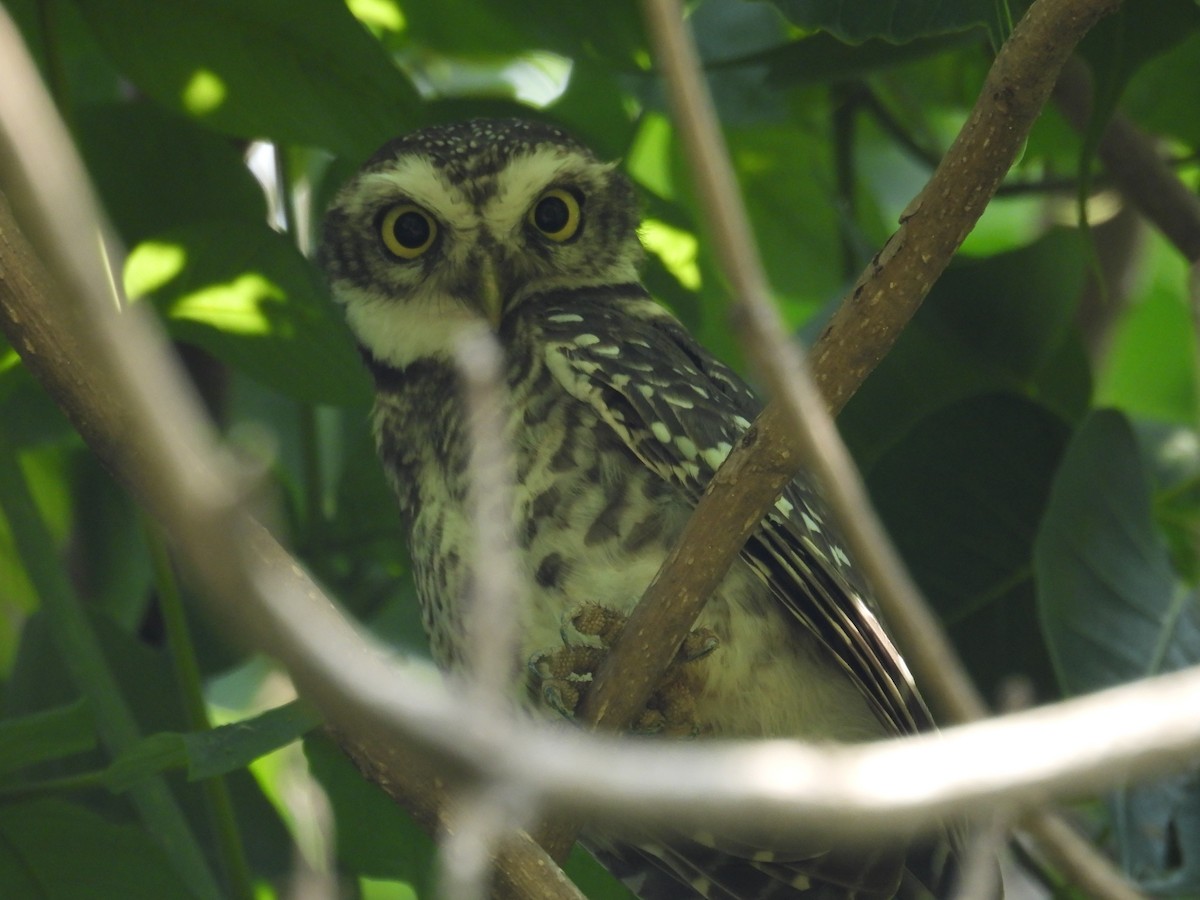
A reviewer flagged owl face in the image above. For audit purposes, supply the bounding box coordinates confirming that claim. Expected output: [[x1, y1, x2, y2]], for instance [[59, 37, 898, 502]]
[[319, 119, 644, 369]]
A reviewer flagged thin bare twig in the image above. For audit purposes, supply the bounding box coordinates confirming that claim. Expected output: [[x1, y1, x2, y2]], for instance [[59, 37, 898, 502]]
[[1054, 56, 1200, 263], [455, 325, 524, 704]]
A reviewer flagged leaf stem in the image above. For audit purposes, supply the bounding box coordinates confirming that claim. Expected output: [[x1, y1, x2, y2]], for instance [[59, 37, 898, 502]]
[[146, 521, 257, 900]]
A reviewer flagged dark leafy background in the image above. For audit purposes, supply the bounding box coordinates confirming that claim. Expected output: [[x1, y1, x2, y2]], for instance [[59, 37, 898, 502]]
[[1, 0, 1199, 897]]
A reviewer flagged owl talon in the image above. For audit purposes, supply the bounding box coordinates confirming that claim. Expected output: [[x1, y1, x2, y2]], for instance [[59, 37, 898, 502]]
[[561, 601, 626, 647], [542, 678, 585, 719], [529, 603, 716, 736], [679, 627, 720, 662]]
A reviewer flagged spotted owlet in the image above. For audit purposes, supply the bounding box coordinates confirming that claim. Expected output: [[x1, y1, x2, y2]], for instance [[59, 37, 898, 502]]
[[319, 118, 956, 899]]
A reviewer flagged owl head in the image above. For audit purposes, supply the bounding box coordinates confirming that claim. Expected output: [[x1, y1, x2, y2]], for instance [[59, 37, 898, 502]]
[[319, 118, 643, 370]]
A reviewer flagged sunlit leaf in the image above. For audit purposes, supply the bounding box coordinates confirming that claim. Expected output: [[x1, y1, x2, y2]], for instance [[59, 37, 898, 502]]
[[73, 0, 419, 157], [1097, 235, 1199, 427], [124, 222, 369, 406], [103, 700, 319, 791]]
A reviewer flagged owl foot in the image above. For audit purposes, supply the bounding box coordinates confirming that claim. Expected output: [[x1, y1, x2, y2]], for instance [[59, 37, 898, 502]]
[[528, 602, 719, 737]]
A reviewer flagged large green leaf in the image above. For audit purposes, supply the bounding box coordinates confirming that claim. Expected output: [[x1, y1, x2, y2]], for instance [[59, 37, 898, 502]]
[[124, 222, 369, 406], [1122, 32, 1200, 147], [841, 229, 1088, 470], [1078, 0, 1200, 149], [1035, 410, 1200, 693], [77, 101, 266, 245], [72, 0, 419, 158], [1035, 410, 1200, 890], [763, 32, 975, 86], [446, 0, 645, 63], [869, 393, 1067, 699], [0, 799, 193, 899]]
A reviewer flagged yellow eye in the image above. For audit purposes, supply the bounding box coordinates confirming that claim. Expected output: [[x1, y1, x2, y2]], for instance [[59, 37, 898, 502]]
[[528, 188, 581, 242], [380, 204, 437, 259]]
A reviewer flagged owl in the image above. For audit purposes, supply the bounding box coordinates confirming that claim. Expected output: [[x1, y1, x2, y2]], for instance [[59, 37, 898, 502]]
[[319, 118, 956, 899]]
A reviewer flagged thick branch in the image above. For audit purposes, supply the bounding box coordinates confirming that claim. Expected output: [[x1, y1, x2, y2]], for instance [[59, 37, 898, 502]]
[[583, 0, 1123, 759], [812, 0, 1125, 411], [574, 0, 1133, 895]]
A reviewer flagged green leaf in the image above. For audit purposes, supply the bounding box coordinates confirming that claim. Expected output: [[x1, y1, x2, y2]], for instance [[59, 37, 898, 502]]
[[101, 700, 319, 791], [0, 701, 96, 776], [763, 32, 975, 86], [305, 733, 436, 890], [182, 700, 320, 781], [728, 122, 844, 316], [869, 393, 1067, 698], [1122, 32, 1200, 147], [841, 229, 1087, 470], [73, 0, 418, 158], [124, 222, 369, 406], [1035, 410, 1200, 694], [4, 611, 294, 882], [1034, 410, 1200, 888], [0, 799, 194, 899], [77, 101, 266, 245], [564, 844, 637, 899], [0, 440, 222, 898], [104, 732, 189, 793], [1078, 0, 1200, 135], [1097, 235, 1199, 427], [766, 0, 1000, 44]]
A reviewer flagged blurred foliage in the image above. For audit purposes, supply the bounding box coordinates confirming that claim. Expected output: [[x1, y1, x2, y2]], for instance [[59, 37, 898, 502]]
[[1, 0, 1199, 897]]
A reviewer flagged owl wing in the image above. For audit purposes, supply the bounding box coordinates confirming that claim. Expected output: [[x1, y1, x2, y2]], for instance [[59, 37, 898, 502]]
[[535, 291, 932, 737]]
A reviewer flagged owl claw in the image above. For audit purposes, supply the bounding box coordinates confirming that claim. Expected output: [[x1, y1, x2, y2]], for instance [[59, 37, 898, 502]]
[[542, 679, 583, 719], [679, 627, 720, 662], [528, 602, 719, 737], [528, 645, 601, 720]]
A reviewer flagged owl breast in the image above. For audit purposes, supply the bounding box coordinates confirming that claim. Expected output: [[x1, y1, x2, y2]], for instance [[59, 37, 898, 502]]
[[371, 314, 884, 743]]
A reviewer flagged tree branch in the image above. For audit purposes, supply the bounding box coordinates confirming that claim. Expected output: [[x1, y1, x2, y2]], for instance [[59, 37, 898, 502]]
[[572, 0, 1135, 895], [580, 0, 1123, 758], [1053, 56, 1200, 263]]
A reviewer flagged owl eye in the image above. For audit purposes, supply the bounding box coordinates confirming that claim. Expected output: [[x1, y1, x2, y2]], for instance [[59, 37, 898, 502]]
[[380, 204, 438, 259], [528, 188, 582, 242]]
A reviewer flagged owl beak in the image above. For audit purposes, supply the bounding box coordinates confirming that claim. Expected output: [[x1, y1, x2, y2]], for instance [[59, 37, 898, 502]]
[[478, 256, 504, 330]]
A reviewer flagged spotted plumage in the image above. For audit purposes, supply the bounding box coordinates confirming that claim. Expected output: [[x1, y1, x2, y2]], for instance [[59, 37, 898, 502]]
[[319, 118, 958, 899]]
